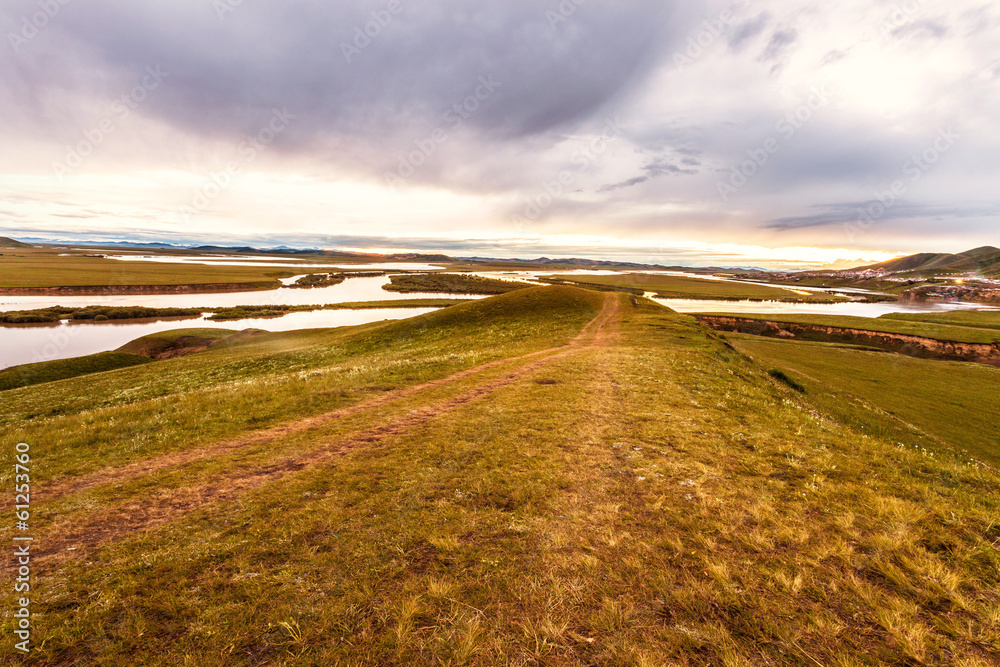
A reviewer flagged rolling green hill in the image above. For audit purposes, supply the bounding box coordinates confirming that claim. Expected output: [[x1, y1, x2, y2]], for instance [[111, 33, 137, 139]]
[[0, 235, 30, 248], [1, 288, 997, 664], [859, 245, 1000, 277]]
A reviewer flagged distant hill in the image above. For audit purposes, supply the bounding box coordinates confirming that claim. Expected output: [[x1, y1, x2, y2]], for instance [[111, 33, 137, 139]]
[[854, 246, 1000, 277], [0, 236, 30, 248]]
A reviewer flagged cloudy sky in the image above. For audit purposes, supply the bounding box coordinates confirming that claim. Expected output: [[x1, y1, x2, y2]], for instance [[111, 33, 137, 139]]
[[1, 0, 998, 268]]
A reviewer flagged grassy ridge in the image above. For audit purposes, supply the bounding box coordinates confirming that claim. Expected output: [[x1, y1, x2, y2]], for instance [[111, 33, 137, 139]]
[[116, 328, 241, 358], [1, 287, 603, 480], [1, 290, 998, 664], [0, 352, 151, 391], [701, 312, 1000, 344], [541, 273, 848, 302]]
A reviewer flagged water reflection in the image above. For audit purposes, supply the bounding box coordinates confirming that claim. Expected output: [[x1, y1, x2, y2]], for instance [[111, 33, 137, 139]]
[[0, 308, 436, 371]]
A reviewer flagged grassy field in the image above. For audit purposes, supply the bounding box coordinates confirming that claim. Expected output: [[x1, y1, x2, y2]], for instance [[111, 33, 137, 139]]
[[729, 334, 1000, 465], [541, 273, 848, 302], [1, 306, 204, 324], [0, 352, 151, 391], [0, 247, 294, 289], [883, 310, 1000, 331], [116, 328, 241, 358], [700, 312, 1000, 344], [1, 288, 998, 664]]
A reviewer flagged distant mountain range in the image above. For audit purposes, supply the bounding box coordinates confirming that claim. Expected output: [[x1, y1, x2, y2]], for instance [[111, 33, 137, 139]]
[[851, 246, 1000, 278]]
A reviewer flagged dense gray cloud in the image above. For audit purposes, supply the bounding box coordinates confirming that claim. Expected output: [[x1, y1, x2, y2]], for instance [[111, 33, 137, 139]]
[[1, 1, 681, 158]]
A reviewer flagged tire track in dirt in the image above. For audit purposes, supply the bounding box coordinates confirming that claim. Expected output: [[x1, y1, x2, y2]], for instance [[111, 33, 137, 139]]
[[29, 294, 622, 563], [39, 294, 618, 502]]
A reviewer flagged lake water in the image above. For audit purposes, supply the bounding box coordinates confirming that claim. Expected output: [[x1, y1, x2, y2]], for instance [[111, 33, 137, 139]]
[[0, 275, 477, 312], [0, 308, 440, 371]]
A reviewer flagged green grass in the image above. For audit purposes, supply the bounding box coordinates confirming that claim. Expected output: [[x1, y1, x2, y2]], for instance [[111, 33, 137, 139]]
[[1, 305, 204, 324], [701, 312, 1000, 344], [882, 310, 1000, 331], [383, 273, 529, 294], [1, 288, 602, 480], [0, 247, 293, 289], [730, 333, 1000, 465], [288, 273, 347, 289], [0, 352, 151, 391], [116, 328, 240, 357], [541, 273, 848, 302], [1, 289, 998, 664]]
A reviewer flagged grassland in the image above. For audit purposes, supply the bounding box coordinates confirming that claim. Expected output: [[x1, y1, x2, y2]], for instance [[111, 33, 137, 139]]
[[0, 352, 151, 391], [883, 310, 1000, 331], [700, 312, 1000, 344], [540, 273, 849, 302], [1, 288, 998, 665], [729, 334, 1000, 466], [0, 306, 204, 324], [383, 273, 530, 294], [289, 273, 347, 289], [116, 328, 241, 359], [0, 247, 294, 289]]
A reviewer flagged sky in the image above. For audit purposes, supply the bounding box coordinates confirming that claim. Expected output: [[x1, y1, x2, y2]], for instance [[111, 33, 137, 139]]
[[1, 0, 998, 269]]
